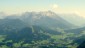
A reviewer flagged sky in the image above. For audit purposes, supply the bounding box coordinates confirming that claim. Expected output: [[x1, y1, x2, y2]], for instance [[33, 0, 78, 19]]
[[0, 0, 85, 17]]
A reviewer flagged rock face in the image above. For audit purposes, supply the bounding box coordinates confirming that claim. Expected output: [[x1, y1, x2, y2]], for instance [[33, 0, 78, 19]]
[[20, 11, 76, 29]]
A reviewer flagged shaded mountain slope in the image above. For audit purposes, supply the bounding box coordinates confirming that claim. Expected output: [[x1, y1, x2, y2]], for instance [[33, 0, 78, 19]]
[[77, 40, 85, 48], [65, 26, 85, 34], [0, 18, 28, 35]]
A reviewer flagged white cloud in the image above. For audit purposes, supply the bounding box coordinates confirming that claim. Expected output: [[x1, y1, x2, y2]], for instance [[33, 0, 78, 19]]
[[51, 4, 59, 9], [50, 4, 85, 17], [73, 11, 81, 15]]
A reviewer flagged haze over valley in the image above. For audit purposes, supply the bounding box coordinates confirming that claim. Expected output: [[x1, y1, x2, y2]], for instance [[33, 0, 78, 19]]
[[0, 0, 85, 48]]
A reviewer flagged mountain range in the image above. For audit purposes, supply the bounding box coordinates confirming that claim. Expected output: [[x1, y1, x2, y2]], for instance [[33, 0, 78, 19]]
[[59, 14, 85, 26], [0, 11, 85, 48]]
